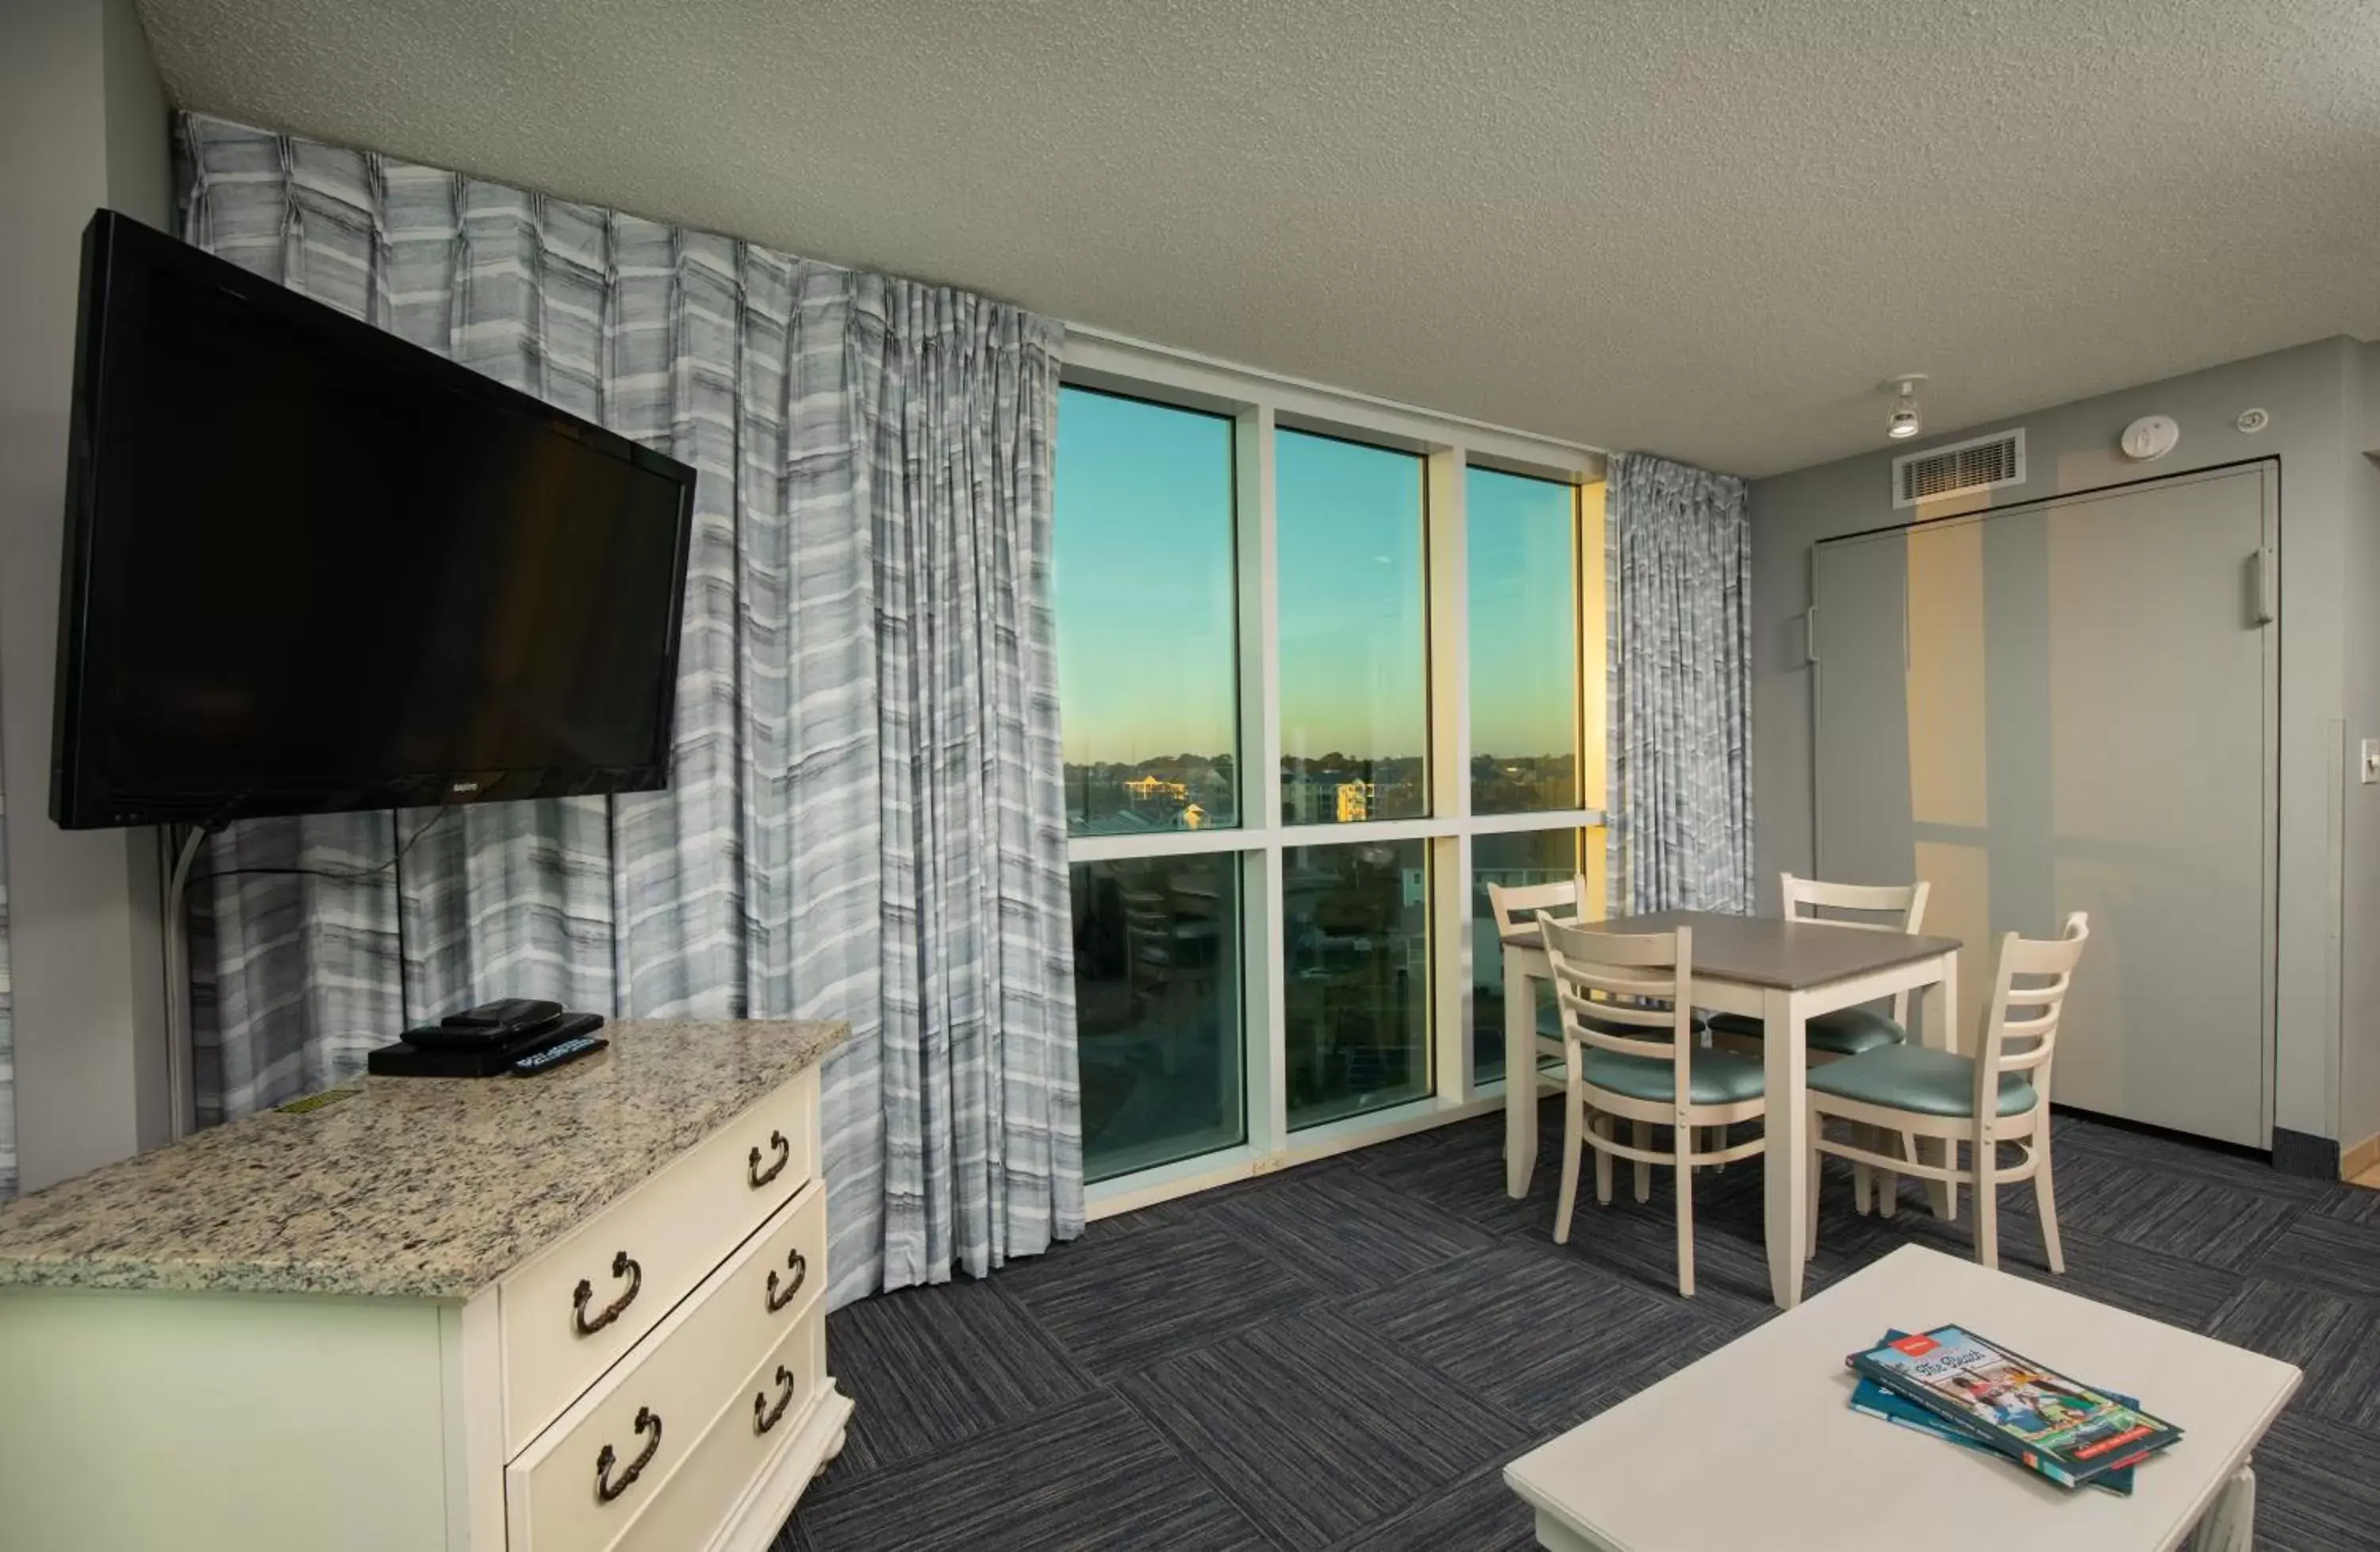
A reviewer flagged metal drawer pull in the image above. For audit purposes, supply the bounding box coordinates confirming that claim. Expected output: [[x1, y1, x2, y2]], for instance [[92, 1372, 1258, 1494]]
[[766, 1249, 808, 1313], [748, 1130, 791, 1189], [594, 1407, 662, 1504], [754, 1366, 797, 1435], [572, 1251, 642, 1336]]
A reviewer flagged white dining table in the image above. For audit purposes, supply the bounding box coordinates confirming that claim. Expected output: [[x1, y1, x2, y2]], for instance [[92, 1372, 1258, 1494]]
[[1501, 909, 1965, 1308]]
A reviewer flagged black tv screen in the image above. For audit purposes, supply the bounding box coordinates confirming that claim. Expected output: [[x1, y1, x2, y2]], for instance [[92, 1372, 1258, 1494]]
[[52, 212, 696, 830]]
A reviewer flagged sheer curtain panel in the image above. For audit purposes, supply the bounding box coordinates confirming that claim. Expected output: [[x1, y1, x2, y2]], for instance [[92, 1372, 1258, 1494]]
[[179, 113, 1081, 1302], [1603, 451, 1755, 916]]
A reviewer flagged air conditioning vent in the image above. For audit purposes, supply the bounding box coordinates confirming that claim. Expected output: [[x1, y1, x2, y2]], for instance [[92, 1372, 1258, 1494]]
[[1892, 430, 2025, 509]]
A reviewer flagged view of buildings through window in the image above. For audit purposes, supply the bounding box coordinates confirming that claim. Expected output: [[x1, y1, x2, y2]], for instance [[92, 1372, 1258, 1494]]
[[1468, 467, 1583, 814], [1053, 380, 1603, 1184], [1276, 429, 1430, 825], [1051, 387, 1239, 836]]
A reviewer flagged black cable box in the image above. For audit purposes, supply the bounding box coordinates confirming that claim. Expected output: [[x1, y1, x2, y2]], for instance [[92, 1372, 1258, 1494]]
[[367, 1012, 607, 1078]]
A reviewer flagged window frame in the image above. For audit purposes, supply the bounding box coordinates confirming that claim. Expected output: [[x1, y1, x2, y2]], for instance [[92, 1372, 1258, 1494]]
[[1062, 336, 1607, 1218]]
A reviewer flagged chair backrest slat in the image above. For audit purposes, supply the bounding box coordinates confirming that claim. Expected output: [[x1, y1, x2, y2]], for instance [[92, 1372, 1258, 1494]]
[[1780, 872, 1929, 934], [1487, 874, 1589, 938], [1537, 917, 1696, 1097], [1554, 984, 1675, 1029], [1975, 913, 2090, 1100], [1782, 872, 1929, 1025]]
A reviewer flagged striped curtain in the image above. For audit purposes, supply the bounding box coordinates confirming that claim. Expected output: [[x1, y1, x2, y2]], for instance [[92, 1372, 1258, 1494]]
[[179, 113, 1082, 1302], [1604, 451, 1755, 915]]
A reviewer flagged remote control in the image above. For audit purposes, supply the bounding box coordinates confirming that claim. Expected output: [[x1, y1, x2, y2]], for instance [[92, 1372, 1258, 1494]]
[[510, 1035, 608, 1076]]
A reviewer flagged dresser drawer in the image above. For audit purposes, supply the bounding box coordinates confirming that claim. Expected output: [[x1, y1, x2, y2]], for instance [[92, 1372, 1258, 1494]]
[[505, 1177, 826, 1549], [501, 1067, 818, 1453], [613, 1307, 828, 1552]]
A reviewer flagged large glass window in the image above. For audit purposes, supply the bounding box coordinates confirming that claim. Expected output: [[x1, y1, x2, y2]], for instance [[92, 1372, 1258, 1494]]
[[1072, 854, 1245, 1181], [1052, 387, 1239, 836], [1276, 430, 1429, 824], [1283, 839, 1430, 1128], [1468, 468, 1580, 814], [1052, 365, 1606, 1195]]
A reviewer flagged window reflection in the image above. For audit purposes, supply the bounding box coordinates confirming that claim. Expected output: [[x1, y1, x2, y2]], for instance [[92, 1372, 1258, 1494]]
[[1471, 829, 1591, 1084], [1284, 839, 1430, 1128], [1073, 855, 1245, 1181]]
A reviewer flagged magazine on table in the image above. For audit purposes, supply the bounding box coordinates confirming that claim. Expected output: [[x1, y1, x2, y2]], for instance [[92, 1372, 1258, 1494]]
[[1848, 1325, 2182, 1490], [1848, 1331, 2139, 1496]]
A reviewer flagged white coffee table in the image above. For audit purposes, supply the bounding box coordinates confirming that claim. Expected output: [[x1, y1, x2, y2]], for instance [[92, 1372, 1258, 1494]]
[[1504, 1244, 2299, 1552]]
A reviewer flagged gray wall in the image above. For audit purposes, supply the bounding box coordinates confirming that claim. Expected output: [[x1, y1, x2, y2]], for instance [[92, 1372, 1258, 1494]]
[[1750, 336, 2378, 1151], [0, 0, 173, 1190], [2342, 343, 2380, 1150]]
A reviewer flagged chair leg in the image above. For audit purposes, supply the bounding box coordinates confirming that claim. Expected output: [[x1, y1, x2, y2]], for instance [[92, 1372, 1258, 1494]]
[[1877, 1132, 1903, 1220], [2033, 1131, 2066, 1275], [1593, 1113, 1614, 1205], [1919, 1134, 1960, 1222], [1632, 1121, 1653, 1203], [1806, 1129, 1822, 1254], [1555, 1089, 1583, 1246], [1973, 1130, 1998, 1271], [1675, 1136, 1697, 1298]]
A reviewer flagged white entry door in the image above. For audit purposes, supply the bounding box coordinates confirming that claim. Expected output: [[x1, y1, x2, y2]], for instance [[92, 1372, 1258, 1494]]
[[1812, 463, 2278, 1147]]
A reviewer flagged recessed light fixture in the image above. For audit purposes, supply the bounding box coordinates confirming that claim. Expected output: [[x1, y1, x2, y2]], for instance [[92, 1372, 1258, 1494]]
[[1883, 375, 1927, 440]]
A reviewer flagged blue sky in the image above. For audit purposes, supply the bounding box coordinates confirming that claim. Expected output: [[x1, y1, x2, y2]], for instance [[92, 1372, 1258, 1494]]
[[1466, 466, 1579, 758], [1051, 388, 1238, 765], [1051, 389, 1578, 766], [1274, 428, 1427, 760]]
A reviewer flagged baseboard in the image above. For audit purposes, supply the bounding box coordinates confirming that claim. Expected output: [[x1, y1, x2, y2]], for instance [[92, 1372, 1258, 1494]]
[[2342, 1131, 2380, 1182], [2049, 1101, 2267, 1163], [2271, 1127, 2343, 1180]]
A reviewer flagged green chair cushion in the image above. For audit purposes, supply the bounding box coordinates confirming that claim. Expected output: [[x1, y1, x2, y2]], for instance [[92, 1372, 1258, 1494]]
[[1706, 1005, 1907, 1057], [1580, 1047, 1767, 1106], [1805, 1044, 2038, 1119]]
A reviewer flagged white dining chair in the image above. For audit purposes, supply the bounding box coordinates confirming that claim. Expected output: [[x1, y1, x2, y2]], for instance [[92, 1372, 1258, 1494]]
[[1538, 916, 1767, 1297], [1485, 872, 1591, 1081], [1489, 875, 1710, 1189], [1708, 872, 1932, 1212], [1709, 873, 1932, 1057], [1804, 912, 2089, 1273]]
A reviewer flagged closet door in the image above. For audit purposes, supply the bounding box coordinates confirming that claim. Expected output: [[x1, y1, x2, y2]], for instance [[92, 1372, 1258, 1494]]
[[1811, 464, 2276, 1146]]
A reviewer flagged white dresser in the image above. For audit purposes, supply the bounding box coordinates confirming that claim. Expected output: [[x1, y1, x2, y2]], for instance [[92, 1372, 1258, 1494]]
[[0, 1018, 854, 1552]]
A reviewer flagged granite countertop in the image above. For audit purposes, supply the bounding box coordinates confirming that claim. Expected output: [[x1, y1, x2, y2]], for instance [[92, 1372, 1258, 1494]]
[[0, 1018, 847, 1300]]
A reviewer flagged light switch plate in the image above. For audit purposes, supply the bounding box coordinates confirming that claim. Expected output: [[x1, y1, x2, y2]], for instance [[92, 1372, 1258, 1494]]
[[2363, 739, 2380, 786]]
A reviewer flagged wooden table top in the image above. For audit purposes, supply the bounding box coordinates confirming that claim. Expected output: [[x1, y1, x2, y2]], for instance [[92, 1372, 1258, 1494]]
[[1501, 909, 1962, 990]]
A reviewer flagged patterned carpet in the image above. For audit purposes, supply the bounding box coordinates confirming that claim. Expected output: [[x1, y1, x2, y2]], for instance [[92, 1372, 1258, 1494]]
[[777, 1104, 2380, 1550]]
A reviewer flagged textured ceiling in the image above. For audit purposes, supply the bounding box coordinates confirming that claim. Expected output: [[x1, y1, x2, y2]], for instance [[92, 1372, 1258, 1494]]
[[136, 0, 2380, 476]]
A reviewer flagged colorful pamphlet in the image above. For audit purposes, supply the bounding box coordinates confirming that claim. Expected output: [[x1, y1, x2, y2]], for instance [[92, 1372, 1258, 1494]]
[[1848, 1331, 2138, 1495], [1848, 1325, 2181, 1490]]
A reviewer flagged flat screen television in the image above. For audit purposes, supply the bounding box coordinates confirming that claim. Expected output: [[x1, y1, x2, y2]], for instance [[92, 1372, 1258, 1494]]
[[51, 211, 697, 831]]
